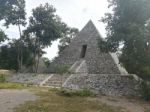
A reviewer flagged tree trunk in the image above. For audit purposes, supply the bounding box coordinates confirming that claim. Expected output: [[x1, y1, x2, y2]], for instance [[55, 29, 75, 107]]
[[35, 40, 40, 73], [33, 51, 36, 73], [35, 52, 40, 73], [18, 24, 23, 72], [17, 46, 21, 72], [18, 24, 22, 37], [20, 47, 23, 71]]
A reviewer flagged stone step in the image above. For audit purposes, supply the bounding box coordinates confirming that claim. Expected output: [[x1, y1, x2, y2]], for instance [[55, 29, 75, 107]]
[[45, 82, 62, 85], [43, 74, 69, 87], [43, 83, 62, 86], [47, 78, 68, 82], [69, 59, 84, 73], [48, 77, 67, 80], [47, 81, 62, 83]]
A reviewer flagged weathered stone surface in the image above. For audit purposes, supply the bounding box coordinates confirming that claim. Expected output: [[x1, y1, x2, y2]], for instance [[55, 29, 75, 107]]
[[75, 60, 88, 73], [63, 74, 140, 96], [7, 73, 50, 85], [47, 20, 120, 74]]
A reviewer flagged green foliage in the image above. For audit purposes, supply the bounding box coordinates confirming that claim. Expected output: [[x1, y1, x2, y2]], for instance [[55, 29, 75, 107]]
[[0, 29, 8, 44], [139, 66, 150, 81], [43, 57, 51, 68], [25, 3, 67, 47], [55, 66, 70, 75], [0, 40, 35, 71], [0, 0, 26, 27], [101, 0, 150, 78], [55, 66, 70, 87], [0, 0, 27, 72], [140, 81, 150, 101], [0, 74, 6, 83], [59, 88, 95, 97], [23, 35, 45, 73], [0, 44, 18, 70], [142, 66, 150, 75], [24, 3, 67, 73], [0, 82, 24, 89], [58, 28, 79, 54]]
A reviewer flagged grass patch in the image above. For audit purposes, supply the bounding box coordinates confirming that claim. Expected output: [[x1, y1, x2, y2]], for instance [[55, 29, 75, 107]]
[[0, 74, 6, 82], [59, 88, 95, 97], [14, 88, 127, 112], [0, 74, 25, 89], [0, 82, 25, 89], [145, 109, 150, 112]]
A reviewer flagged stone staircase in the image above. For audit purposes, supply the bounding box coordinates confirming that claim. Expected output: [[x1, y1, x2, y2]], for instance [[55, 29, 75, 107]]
[[40, 60, 88, 87], [42, 74, 69, 87]]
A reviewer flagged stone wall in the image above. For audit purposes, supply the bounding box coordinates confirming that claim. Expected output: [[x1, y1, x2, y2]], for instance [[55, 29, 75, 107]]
[[63, 74, 140, 96]]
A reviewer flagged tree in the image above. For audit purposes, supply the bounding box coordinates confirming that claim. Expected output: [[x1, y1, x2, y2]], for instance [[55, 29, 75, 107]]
[[101, 0, 150, 79], [0, 0, 26, 29], [23, 34, 45, 72], [0, 44, 18, 70], [0, 0, 26, 71], [43, 57, 51, 68], [25, 3, 67, 73], [0, 29, 7, 44], [0, 39, 35, 71], [58, 27, 79, 54]]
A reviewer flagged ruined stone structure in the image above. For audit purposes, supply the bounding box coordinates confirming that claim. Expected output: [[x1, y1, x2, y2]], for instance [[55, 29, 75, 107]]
[[45, 20, 140, 96]]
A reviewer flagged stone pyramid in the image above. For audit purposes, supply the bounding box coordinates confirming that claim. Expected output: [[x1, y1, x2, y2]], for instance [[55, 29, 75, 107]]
[[44, 21, 139, 96], [48, 20, 121, 74]]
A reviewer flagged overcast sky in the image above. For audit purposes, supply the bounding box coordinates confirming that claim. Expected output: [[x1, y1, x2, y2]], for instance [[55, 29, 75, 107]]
[[1, 0, 109, 60]]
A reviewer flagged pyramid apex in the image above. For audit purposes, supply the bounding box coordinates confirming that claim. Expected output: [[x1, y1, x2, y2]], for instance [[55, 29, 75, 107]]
[[80, 20, 98, 34], [88, 19, 93, 23], [86, 20, 95, 26]]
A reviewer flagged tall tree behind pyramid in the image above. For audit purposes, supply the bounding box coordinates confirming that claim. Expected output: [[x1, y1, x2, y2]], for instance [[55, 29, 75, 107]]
[[47, 20, 120, 74]]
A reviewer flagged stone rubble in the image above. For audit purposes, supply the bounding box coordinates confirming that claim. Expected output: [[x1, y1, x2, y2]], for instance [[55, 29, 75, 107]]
[[7, 73, 50, 85]]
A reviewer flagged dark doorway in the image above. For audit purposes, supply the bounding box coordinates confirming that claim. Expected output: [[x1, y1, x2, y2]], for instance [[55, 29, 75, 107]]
[[80, 45, 87, 58]]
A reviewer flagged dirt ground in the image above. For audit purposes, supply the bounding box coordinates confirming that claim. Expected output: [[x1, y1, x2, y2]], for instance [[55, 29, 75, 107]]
[[88, 95, 150, 112], [0, 89, 37, 112], [0, 89, 150, 112]]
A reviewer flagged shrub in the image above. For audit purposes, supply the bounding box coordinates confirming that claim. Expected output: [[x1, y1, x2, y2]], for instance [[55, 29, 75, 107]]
[[59, 88, 95, 97], [77, 89, 94, 97], [56, 66, 70, 75], [43, 57, 51, 68], [55, 66, 70, 87], [138, 74, 150, 81], [140, 81, 150, 101], [0, 74, 6, 82]]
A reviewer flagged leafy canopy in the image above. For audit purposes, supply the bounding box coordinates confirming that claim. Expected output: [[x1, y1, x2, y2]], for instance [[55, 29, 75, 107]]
[[0, 30, 7, 44], [25, 3, 67, 47], [24, 3, 68, 73], [101, 0, 150, 78], [0, 0, 26, 27], [58, 27, 79, 54], [0, 39, 34, 71]]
